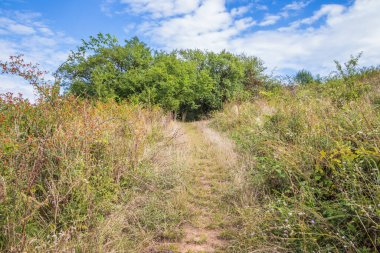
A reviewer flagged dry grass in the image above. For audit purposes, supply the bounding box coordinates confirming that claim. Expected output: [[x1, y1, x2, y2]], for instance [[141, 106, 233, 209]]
[[212, 72, 380, 252], [0, 95, 191, 252], [148, 121, 241, 253]]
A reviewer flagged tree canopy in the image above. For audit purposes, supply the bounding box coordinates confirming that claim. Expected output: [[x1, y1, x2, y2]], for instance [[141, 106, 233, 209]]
[[294, 69, 314, 85], [56, 33, 266, 120]]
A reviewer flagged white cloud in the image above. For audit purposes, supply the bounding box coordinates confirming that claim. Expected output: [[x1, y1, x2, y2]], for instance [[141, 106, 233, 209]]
[[0, 75, 35, 101], [100, 0, 116, 16], [280, 1, 311, 18], [0, 40, 16, 57], [231, 5, 251, 17], [0, 17, 36, 34], [118, 0, 202, 18], [8, 23, 36, 34], [255, 4, 268, 11], [283, 1, 310, 11], [291, 4, 346, 28], [38, 27, 54, 36], [0, 10, 75, 101], [136, 0, 255, 51], [120, 0, 379, 76], [259, 15, 281, 26], [231, 0, 380, 74]]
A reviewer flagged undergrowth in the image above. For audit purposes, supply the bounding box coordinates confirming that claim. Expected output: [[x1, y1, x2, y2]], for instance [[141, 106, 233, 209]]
[[212, 65, 380, 252], [0, 56, 189, 252]]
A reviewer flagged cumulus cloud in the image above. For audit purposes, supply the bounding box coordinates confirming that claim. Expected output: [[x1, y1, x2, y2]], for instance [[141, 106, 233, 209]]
[[135, 0, 256, 51], [115, 0, 379, 75], [105, 0, 257, 45], [231, 0, 380, 74]]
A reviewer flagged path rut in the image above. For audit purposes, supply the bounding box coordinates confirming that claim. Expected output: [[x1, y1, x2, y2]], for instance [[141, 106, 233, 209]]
[[152, 121, 238, 253]]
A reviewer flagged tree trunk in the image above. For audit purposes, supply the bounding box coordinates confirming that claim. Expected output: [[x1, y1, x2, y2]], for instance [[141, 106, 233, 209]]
[[181, 111, 187, 122]]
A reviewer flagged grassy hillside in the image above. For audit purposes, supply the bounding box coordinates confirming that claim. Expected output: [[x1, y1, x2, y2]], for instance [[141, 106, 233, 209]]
[[0, 93, 193, 251], [1, 48, 379, 252], [212, 68, 380, 252]]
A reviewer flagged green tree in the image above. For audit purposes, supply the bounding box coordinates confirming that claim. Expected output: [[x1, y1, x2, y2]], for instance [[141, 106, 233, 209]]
[[57, 34, 153, 101], [294, 69, 314, 85], [56, 34, 266, 120]]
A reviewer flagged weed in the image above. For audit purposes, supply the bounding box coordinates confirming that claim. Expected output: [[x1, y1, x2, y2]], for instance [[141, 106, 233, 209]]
[[212, 69, 380, 252]]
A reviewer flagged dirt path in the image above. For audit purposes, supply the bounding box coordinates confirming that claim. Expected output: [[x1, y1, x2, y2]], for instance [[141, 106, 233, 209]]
[[152, 121, 238, 253]]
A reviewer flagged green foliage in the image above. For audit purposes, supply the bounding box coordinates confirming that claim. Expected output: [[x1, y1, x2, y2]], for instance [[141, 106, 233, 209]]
[[334, 52, 362, 81], [4, 37, 380, 252], [0, 91, 188, 251], [0, 52, 189, 251], [294, 69, 314, 85], [212, 69, 380, 252], [327, 53, 371, 106], [57, 34, 266, 120]]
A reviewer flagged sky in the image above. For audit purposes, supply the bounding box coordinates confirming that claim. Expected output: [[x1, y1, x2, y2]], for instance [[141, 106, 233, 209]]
[[1, 0, 380, 100]]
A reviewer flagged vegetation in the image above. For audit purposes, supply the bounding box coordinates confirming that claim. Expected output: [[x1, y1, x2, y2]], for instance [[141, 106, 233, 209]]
[[1, 37, 379, 252], [0, 55, 190, 251], [56, 33, 267, 120], [294, 69, 314, 85], [212, 56, 380, 252]]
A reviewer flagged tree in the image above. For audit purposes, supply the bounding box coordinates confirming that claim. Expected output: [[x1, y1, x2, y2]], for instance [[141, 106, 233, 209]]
[[240, 54, 266, 92], [55, 34, 267, 120], [294, 69, 314, 85], [57, 34, 153, 101]]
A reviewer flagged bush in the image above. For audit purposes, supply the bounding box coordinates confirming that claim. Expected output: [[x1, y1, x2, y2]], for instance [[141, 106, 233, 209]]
[[212, 68, 380, 252], [0, 56, 187, 251], [56, 34, 267, 120], [294, 69, 314, 85]]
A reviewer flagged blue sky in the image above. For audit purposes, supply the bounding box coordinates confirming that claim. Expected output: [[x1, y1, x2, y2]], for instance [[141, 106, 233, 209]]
[[1, 0, 380, 100]]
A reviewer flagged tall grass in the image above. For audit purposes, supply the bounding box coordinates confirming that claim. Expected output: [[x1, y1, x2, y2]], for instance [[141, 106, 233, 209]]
[[212, 69, 380, 252], [0, 92, 190, 251], [0, 55, 193, 251]]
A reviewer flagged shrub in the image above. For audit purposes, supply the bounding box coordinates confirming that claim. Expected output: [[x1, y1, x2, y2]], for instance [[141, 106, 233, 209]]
[[212, 68, 380, 252], [0, 56, 187, 251], [56, 34, 267, 120], [294, 69, 314, 85]]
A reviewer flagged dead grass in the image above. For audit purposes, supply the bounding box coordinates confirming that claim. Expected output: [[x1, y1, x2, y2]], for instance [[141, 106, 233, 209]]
[[148, 121, 241, 253], [0, 96, 193, 252]]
